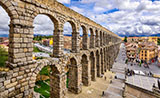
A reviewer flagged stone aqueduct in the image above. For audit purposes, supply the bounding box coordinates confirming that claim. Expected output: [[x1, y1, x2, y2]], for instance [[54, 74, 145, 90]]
[[0, 0, 122, 98]]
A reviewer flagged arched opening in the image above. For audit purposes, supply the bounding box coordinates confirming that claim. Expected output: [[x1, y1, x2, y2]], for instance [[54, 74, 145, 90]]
[[79, 26, 83, 50], [33, 14, 55, 59], [34, 65, 51, 98], [63, 21, 77, 53], [90, 52, 96, 81], [89, 28, 94, 48], [63, 22, 72, 53], [68, 57, 82, 93], [33, 64, 65, 98], [81, 25, 88, 50], [81, 54, 90, 86], [0, 6, 10, 67], [96, 50, 101, 77]]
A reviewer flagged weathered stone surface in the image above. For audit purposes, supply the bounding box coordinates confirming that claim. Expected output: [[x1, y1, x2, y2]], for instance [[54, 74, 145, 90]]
[[4, 80, 11, 86], [6, 82, 18, 89]]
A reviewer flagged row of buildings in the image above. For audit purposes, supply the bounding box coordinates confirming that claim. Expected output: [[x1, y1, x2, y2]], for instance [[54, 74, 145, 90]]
[[125, 37, 159, 64], [0, 37, 9, 52], [126, 36, 158, 45], [39, 36, 83, 50]]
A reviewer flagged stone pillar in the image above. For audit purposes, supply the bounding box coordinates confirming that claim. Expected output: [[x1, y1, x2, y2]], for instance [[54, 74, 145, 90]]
[[72, 32, 80, 53], [50, 73, 66, 98], [90, 33, 95, 48], [101, 52, 104, 74], [103, 33, 105, 46], [96, 31, 100, 47], [82, 33, 89, 50], [90, 55, 96, 81], [68, 64, 82, 94], [53, 26, 64, 58], [104, 49, 107, 72], [96, 53, 101, 77], [106, 34, 109, 45], [82, 56, 91, 86], [100, 32, 103, 46], [8, 23, 34, 66], [104, 33, 106, 46]]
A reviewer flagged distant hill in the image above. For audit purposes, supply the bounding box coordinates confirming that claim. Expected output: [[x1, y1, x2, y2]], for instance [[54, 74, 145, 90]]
[[0, 34, 9, 37]]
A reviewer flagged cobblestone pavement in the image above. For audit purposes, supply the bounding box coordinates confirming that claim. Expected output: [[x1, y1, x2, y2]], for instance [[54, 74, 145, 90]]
[[103, 43, 126, 98], [127, 61, 160, 75], [65, 71, 115, 98]]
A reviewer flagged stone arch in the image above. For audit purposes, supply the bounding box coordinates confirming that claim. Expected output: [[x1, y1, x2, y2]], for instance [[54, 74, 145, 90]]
[[33, 13, 58, 56], [32, 9, 59, 29], [0, 0, 18, 18], [70, 57, 77, 65], [81, 25, 88, 50], [90, 51, 96, 81], [64, 18, 77, 32], [68, 57, 82, 93], [63, 19, 79, 53], [81, 54, 91, 86], [31, 61, 63, 98], [96, 50, 101, 77], [89, 28, 95, 48]]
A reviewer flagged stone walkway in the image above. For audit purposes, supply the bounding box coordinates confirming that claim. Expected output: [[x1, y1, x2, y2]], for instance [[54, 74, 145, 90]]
[[103, 43, 126, 98], [65, 71, 115, 98]]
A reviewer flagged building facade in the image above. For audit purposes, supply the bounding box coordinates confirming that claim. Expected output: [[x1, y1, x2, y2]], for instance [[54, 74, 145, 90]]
[[139, 42, 158, 63]]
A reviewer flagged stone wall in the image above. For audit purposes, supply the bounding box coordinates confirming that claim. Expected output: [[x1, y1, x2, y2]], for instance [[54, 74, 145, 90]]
[[125, 84, 160, 98]]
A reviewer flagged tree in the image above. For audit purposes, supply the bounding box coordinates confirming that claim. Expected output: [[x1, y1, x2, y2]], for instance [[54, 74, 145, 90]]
[[157, 38, 160, 45], [124, 36, 127, 42], [0, 47, 8, 67]]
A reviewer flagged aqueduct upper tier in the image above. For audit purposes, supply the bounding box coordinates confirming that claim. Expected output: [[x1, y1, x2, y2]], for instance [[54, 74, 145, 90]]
[[0, 0, 122, 98]]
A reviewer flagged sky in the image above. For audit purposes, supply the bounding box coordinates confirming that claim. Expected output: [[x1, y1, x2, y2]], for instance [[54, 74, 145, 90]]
[[0, 0, 160, 37]]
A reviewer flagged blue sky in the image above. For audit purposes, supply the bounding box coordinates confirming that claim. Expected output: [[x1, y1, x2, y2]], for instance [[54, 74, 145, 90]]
[[0, 0, 160, 37], [57, 0, 160, 36]]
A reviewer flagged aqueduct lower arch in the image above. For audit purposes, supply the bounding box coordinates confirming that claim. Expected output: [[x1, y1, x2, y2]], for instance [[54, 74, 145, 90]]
[[0, 0, 121, 98]]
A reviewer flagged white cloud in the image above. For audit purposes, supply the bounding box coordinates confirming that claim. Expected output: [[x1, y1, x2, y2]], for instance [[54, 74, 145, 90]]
[[0, 6, 10, 35], [86, 0, 160, 36], [70, 6, 84, 14], [57, 0, 70, 4], [33, 14, 54, 35]]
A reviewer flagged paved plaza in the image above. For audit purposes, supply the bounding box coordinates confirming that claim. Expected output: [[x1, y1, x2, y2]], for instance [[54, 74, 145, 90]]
[[65, 71, 115, 98], [103, 43, 126, 98], [127, 62, 160, 75]]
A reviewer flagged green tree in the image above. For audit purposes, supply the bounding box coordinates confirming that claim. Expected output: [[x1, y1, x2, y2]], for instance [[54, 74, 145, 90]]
[[124, 36, 127, 42], [157, 38, 160, 45], [0, 47, 8, 67]]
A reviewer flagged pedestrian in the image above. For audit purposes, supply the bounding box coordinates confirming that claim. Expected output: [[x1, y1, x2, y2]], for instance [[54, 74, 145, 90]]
[[104, 76, 106, 80], [158, 79, 160, 89], [102, 91, 105, 96]]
